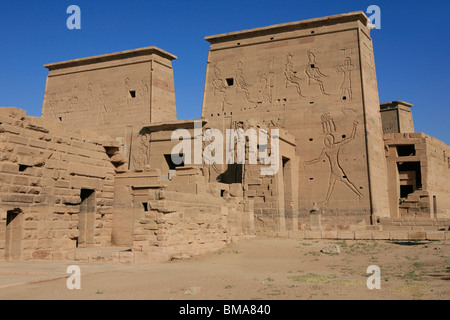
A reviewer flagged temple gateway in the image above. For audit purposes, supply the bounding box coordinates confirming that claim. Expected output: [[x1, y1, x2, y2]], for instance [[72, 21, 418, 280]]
[[1, 11, 449, 262]]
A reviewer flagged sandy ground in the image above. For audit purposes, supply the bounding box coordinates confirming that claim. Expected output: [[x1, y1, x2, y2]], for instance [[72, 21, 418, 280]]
[[0, 237, 448, 300]]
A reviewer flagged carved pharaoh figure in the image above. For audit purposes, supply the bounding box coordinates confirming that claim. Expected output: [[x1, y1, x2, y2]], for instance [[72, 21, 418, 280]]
[[304, 51, 330, 95], [203, 128, 220, 182], [235, 61, 254, 102], [258, 58, 275, 104], [131, 134, 150, 170], [306, 121, 363, 205], [211, 67, 231, 111], [334, 57, 355, 101], [284, 53, 305, 98]]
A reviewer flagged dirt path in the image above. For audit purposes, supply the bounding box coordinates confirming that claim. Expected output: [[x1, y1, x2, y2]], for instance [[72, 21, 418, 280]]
[[0, 237, 448, 300]]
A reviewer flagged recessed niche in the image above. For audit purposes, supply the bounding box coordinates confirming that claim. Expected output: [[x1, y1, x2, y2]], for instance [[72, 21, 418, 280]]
[[226, 78, 234, 86], [397, 145, 416, 157], [129, 90, 136, 98]]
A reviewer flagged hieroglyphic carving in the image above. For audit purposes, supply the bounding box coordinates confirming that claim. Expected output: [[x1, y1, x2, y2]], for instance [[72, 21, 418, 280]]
[[43, 93, 60, 119], [131, 134, 150, 170], [211, 66, 231, 111], [67, 85, 81, 109], [321, 113, 336, 134], [322, 107, 358, 133], [306, 121, 363, 204], [334, 57, 355, 101], [305, 51, 330, 95], [235, 61, 255, 103], [258, 58, 275, 104], [203, 127, 221, 182], [284, 53, 305, 98], [88, 82, 108, 125]]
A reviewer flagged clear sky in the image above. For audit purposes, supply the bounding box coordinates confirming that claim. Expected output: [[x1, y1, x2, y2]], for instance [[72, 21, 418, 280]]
[[0, 0, 449, 144]]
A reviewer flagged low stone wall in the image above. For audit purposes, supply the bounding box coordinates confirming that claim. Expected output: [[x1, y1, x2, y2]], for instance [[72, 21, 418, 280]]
[[263, 230, 450, 241], [112, 167, 255, 263], [379, 217, 450, 231], [297, 213, 373, 231]]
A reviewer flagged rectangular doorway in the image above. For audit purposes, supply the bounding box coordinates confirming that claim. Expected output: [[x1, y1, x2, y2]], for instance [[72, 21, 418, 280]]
[[78, 189, 95, 248], [433, 196, 437, 217], [5, 208, 22, 260]]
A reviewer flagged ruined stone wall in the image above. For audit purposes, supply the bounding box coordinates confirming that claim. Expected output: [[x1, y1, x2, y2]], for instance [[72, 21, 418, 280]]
[[0, 108, 115, 261], [131, 190, 232, 262], [242, 128, 299, 234], [112, 167, 254, 262]]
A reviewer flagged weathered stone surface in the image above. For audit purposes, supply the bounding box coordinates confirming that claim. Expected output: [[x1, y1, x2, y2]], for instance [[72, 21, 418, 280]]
[[0, 11, 448, 264], [320, 244, 341, 255]]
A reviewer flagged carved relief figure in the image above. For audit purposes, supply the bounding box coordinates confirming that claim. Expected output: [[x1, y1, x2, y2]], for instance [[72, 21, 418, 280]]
[[306, 121, 363, 204], [258, 58, 275, 104], [68, 85, 81, 109], [284, 53, 305, 98], [44, 93, 60, 119], [87, 82, 108, 125], [334, 57, 355, 101], [131, 134, 150, 170], [305, 51, 330, 95], [235, 61, 255, 102], [211, 67, 231, 111], [203, 127, 221, 182]]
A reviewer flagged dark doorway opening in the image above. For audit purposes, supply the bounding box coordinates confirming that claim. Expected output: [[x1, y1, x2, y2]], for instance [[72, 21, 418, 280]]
[[397, 162, 422, 189], [164, 154, 185, 170], [400, 185, 414, 199], [397, 145, 416, 157], [78, 189, 96, 248], [5, 208, 23, 260]]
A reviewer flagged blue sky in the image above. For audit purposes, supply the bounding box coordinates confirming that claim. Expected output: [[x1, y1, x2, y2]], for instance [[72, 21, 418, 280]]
[[0, 0, 449, 144]]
